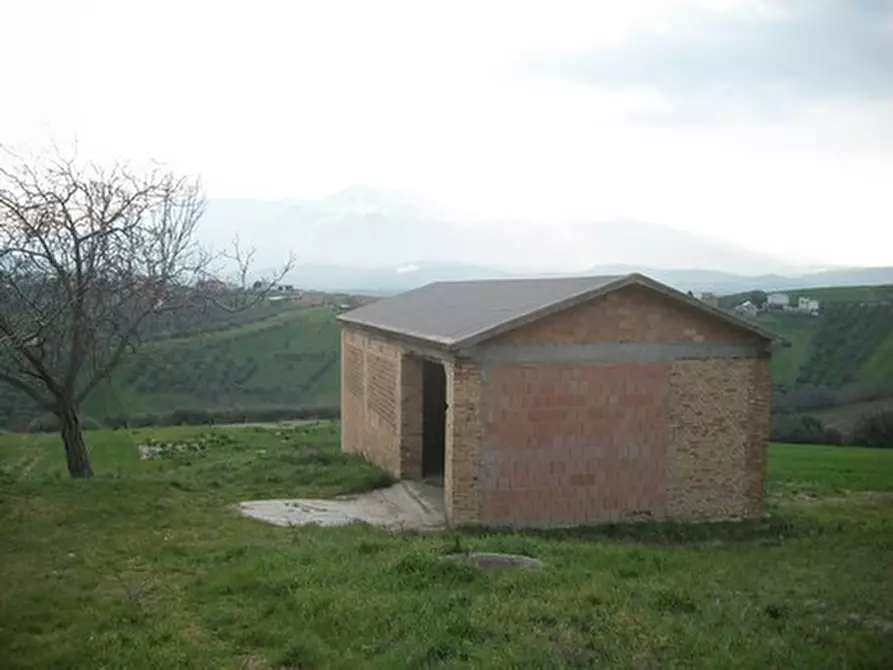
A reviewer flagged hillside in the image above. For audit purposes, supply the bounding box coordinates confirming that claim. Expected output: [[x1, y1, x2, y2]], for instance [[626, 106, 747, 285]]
[[86, 307, 341, 420], [731, 285, 893, 389], [0, 307, 342, 430], [764, 306, 893, 388], [3, 281, 892, 433]]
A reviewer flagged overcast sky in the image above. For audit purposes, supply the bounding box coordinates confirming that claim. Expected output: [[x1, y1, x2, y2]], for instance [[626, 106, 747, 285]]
[[3, 0, 892, 267]]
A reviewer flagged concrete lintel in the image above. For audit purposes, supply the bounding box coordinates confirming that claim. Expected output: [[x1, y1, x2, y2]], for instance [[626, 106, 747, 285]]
[[345, 323, 454, 363], [471, 341, 762, 365]]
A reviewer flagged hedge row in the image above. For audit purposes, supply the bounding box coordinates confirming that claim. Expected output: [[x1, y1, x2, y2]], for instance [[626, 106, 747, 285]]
[[771, 410, 893, 448], [23, 405, 340, 433]]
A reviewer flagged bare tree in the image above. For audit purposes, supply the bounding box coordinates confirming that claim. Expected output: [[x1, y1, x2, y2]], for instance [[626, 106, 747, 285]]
[[0, 147, 291, 477]]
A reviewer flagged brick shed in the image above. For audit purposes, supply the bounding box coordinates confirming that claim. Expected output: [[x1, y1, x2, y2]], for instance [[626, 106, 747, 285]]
[[337, 273, 778, 528]]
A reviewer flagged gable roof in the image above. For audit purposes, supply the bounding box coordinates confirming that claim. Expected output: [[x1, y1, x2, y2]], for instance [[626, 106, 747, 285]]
[[337, 272, 781, 351]]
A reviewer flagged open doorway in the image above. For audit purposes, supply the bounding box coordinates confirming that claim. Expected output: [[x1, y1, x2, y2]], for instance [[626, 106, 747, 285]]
[[421, 359, 446, 482]]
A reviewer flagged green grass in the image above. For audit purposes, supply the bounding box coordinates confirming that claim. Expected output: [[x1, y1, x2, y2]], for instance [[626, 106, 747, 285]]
[[756, 313, 817, 387], [2, 429, 892, 668], [768, 443, 893, 494], [863, 329, 893, 383]]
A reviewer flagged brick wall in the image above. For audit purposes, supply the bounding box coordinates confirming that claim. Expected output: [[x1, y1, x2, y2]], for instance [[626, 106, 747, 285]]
[[467, 285, 771, 527], [341, 327, 424, 478], [445, 361, 484, 525], [666, 358, 769, 520], [492, 284, 761, 347], [479, 363, 669, 526]]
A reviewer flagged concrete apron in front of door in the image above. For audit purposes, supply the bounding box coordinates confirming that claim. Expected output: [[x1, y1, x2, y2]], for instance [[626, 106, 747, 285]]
[[238, 480, 446, 530]]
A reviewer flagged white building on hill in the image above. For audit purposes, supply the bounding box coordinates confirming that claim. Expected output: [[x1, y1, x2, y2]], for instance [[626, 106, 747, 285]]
[[797, 296, 821, 315], [767, 293, 790, 310]]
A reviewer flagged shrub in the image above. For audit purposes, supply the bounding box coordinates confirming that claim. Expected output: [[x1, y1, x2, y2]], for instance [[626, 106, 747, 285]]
[[102, 405, 339, 429], [25, 413, 103, 433], [770, 413, 842, 445], [852, 411, 893, 448]]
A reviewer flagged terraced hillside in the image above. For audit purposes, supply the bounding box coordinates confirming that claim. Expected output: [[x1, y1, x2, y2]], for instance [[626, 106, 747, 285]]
[[0, 307, 341, 430], [88, 306, 340, 418], [719, 284, 893, 388], [759, 304, 893, 389]]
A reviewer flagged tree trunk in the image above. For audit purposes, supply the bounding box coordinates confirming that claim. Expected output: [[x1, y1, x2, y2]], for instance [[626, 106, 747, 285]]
[[59, 405, 94, 478]]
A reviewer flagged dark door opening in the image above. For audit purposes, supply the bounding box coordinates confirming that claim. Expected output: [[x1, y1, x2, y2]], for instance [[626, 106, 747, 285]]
[[422, 359, 446, 479]]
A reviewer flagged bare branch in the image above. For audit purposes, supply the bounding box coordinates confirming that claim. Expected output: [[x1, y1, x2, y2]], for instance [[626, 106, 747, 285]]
[[0, 144, 293, 476]]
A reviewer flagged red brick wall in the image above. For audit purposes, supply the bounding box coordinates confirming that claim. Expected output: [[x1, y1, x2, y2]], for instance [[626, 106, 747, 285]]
[[491, 284, 759, 346], [468, 285, 769, 527], [479, 363, 669, 526]]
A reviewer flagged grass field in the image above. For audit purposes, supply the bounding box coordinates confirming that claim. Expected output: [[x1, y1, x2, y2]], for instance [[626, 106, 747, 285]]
[[2, 428, 892, 668]]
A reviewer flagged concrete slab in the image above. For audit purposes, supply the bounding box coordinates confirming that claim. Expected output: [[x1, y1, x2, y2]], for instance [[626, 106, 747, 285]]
[[238, 481, 445, 530]]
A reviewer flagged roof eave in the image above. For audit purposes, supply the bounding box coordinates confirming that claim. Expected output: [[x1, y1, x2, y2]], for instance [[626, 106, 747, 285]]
[[337, 315, 457, 352]]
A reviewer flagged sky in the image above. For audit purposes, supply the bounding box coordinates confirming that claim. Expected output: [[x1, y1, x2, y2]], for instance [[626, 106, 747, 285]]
[[2, 0, 892, 267]]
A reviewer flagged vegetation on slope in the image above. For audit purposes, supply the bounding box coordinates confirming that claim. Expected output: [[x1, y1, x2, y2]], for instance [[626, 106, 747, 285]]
[[796, 304, 893, 386], [750, 292, 893, 445], [87, 307, 340, 420], [0, 306, 341, 430]]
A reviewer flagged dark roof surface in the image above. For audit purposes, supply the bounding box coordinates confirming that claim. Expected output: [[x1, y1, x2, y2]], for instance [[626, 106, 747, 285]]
[[337, 273, 778, 350]]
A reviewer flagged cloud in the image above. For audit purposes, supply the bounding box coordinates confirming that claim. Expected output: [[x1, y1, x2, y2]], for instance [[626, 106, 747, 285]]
[[528, 0, 893, 118]]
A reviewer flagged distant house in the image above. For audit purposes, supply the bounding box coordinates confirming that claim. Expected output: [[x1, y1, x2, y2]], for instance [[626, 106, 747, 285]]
[[796, 296, 820, 315], [734, 300, 759, 319], [294, 291, 327, 307], [766, 293, 790, 310]]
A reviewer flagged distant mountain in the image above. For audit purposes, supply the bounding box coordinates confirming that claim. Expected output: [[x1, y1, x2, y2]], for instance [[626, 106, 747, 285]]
[[281, 261, 893, 295], [195, 187, 889, 294], [198, 187, 809, 277]]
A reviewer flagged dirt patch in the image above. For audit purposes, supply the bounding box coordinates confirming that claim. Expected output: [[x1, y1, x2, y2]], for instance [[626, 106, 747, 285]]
[[843, 613, 893, 633], [138, 433, 237, 460], [239, 481, 445, 530], [444, 552, 544, 571], [223, 420, 319, 430], [782, 490, 893, 508]]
